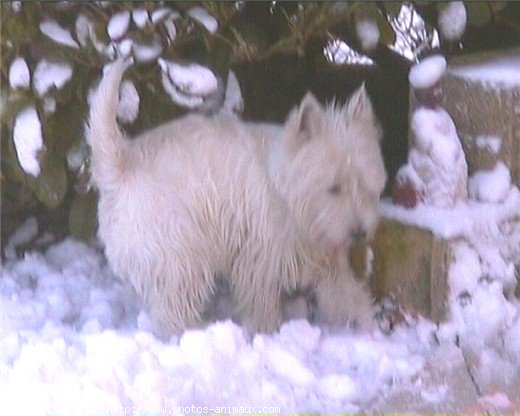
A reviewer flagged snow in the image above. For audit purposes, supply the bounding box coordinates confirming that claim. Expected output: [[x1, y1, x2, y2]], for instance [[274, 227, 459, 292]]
[[33, 59, 73, 97], [468, 162, 512, 203], [107, 11, 130, 40], [475, 135, 502, 154], [449, 56, 520, 89], [2, 234, 451, 413], [158, 59, 219, 109], [151, 7, 179, 24], [9, 57, 30, 89], [131, 40, 163, 63], [11, 1, 21, 12], [164, 18, 178, 42], [187, 7, 219, 34], [3, 217, 38, 260], [43, 97, 57, 114], [2, 189, 519, 413], [408, 106, 468, 207], [438, 1, 467, 41], [164, 61, 218, 96], [409, 55, 447, 89], [117, 80, 140, 124], [381, 186, 519, 240], [115, 38, 133, 58], [356, 19, 380, 52], [75, 15, 90, 47], [39, 20, 79, 49], [132, 9, 149, 28], [12, 106, 43, 177]]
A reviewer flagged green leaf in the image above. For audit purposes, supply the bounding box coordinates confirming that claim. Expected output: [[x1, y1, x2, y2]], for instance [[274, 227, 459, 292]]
[[69, 191, 98, 241], [33, 156, 68, 208]]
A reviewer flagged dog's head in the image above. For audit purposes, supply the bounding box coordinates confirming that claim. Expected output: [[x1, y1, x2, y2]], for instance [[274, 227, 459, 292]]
[[278, 85, 386, 249]]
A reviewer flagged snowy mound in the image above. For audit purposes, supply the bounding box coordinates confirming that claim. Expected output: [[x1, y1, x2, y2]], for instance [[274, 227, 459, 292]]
[[409, 107, 468, 208], [409, 55, 447, 89], [0, 233, 448, 413]]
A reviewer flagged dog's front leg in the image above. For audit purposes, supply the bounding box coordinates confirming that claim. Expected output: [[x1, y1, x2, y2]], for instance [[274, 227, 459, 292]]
[[315, 270, 373, 331]]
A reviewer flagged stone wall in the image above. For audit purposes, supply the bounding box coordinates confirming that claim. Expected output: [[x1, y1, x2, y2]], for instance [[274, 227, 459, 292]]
[[409, 49, 519, 185]]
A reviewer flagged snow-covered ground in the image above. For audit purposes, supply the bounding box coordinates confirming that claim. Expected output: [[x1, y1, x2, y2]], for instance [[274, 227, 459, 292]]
[[0, 227, 433, 414], [2, 180, 519, 414]]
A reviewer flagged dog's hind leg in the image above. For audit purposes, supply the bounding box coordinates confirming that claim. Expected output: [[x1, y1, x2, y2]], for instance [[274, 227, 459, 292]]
[[145, 256, 216, 338]]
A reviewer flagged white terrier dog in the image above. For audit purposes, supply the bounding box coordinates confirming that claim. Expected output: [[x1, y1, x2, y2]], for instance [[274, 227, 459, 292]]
[[87, 60, 386, 338]]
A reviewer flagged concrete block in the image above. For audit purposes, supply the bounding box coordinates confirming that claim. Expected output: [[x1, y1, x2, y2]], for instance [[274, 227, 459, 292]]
[[366, 219, 451, 322]]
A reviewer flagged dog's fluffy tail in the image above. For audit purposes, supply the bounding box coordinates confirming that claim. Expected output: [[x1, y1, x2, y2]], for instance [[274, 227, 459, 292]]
[[87, 59, 126, 191]]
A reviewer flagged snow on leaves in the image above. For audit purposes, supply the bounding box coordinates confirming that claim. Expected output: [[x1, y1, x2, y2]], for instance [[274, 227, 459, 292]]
[[158, 58, 219, 110], [107, 11, 131, 41], [33, 59, 73, 97], [187, 7, 219, 34], [13, 107, 44, 177], [39, 20, 79, 49], [438, 2, 467, 42], [9, 57, 30, 89]]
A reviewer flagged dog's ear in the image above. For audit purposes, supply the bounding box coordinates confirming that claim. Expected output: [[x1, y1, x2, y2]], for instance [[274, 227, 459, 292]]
[[343, 83, 382, 143], [284, 92, 324, 150], [344, 83, 376, 125]]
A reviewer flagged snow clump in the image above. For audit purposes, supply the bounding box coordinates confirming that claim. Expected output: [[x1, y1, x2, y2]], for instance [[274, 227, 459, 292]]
[[438, 2, 467, 41], [132, 40, 163, 63], [39, 20, 79, 49], [187, 7, 218, 34], [468, 162, 512, 203], [9, 57, 30, 89], [409, 55, 447, 89], [476, 136, 502, 155], [107, 11, 131, 40], [356, 19, 380, 52], [158, 59, 219, 109], [33, 59, 73, 97], [12, 106, 43, 177], [132, 9, 149, 28]]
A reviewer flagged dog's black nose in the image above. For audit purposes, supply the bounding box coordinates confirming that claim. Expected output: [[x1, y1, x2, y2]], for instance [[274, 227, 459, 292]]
[[350, 227, 367, 243]]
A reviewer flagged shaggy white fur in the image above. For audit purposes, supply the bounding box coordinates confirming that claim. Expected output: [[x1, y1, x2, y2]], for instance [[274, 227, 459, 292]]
[[87, 59, 386, 338]]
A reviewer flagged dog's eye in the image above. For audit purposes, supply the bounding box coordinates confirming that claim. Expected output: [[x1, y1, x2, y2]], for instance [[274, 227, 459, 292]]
[[328, 184, 341, 195]]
